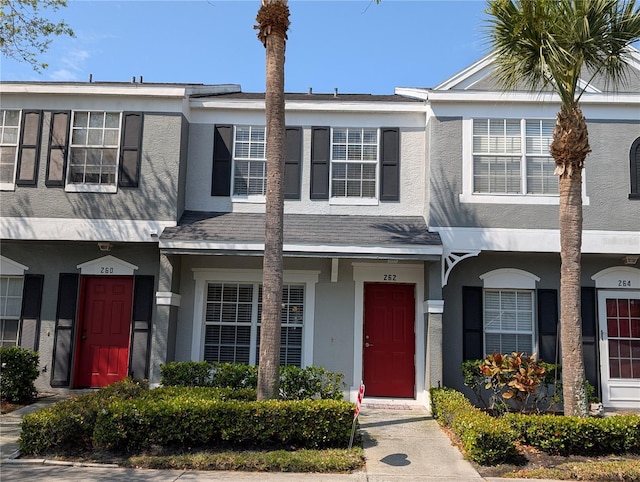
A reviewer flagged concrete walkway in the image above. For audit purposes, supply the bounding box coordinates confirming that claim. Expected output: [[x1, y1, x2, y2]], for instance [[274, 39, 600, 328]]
[[0, 397, 562, 482]]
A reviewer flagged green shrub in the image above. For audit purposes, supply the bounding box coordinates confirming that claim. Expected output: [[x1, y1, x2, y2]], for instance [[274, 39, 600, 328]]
[[160, 362, 345, 400], [0, 346, 39, 404], [279, 366, 345, 400], [93, 397, 355, 454], [159, 361, 213, 387], [430, 387, 518, 465], [19, 378, 147, 455], [505, 412, 640, 456]]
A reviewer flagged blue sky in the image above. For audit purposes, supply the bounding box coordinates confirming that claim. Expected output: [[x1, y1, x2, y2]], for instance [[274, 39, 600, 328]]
[[1, 1, 490, 94]]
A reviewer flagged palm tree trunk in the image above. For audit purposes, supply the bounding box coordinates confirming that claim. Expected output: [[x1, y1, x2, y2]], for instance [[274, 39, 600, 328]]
[[552, 106, 590, 417], [256, 0, 289, 400], [558, 170, 588, 416]]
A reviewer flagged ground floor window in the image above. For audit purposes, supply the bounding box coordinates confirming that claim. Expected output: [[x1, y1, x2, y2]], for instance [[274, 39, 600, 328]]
[[0, 276, 23, 346], [204, 282, 304, 367], [484, 289, 534, 355]]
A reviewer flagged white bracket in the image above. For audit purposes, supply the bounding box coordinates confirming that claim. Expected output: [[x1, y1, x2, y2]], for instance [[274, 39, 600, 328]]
[[442, 249, 481, 287]]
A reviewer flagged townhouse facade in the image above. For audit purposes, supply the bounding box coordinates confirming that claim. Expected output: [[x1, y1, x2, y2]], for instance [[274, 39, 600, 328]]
[[1, 50, 638, 409]]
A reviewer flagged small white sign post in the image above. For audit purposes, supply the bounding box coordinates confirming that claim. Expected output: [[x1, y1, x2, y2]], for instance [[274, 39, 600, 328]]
[[349, 382, 365, 449]]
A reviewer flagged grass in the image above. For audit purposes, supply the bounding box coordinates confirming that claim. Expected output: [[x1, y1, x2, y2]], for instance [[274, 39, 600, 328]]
[[124, 448, 365, 472], [504, 459, 640, 481]]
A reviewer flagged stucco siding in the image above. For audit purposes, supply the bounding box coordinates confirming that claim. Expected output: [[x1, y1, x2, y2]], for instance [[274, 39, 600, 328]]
[[1, 113, 184, 222], [0, 241, 159, 391], [185, 123, 426, 217]]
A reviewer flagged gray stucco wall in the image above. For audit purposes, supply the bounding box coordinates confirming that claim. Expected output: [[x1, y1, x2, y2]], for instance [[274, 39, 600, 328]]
[[1, 241, 159, 391], [1, 113, 184, 222], [428, 116, 640, 231], [168, 255, 364, 385], [440, 251, 630, 394]]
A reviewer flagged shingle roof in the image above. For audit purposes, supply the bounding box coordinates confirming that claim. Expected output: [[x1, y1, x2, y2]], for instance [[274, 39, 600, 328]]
[[160, 211, 441, 258]]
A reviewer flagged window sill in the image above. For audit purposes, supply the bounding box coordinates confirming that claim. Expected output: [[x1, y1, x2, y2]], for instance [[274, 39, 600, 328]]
[[459, 192, 590, 206], [232, 195, 266, 204], [65, 184, 117, 194], [628, 193, 640, 200], [0, 183, 16, 192], [329, 197, 379, 206]]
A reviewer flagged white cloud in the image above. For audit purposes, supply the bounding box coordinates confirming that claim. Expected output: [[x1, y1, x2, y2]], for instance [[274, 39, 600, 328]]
[[48, 49, 91, 81]]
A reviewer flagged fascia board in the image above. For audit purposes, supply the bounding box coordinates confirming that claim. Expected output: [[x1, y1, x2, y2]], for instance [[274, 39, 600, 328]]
[[434, 53, 497, 91], [427, 90, 640, 105], [190, 99, 425, 113], [159, 239, 443, 256]]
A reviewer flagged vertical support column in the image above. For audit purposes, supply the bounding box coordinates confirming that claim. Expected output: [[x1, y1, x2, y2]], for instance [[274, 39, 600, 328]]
[[150, 254, 181, 386], [426, 300, 444, 390]]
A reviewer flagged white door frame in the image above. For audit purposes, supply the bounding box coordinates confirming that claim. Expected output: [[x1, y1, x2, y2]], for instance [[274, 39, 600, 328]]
[[597, 289, 640, 409]]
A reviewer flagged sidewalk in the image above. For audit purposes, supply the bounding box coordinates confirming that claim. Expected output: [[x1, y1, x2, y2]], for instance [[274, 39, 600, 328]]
[[0, 397, 562, 482]]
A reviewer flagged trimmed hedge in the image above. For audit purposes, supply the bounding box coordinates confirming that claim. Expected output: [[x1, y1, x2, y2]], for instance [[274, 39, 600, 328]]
[[93, 398, 354, 453], [430, 387, 518, 465], [20, 379, 354, 456], [504, 412, 640, 456]]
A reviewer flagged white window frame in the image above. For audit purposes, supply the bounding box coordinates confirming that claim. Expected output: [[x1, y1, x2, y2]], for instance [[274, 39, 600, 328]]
[[0, 109, 22, 192], [461, 118, 590, 205], [231, 125, 267, 203], [65, 110, 122, 193], [480, 268, 540, 356], [0, 256, 28, 347], [192, 269, 319, 367], [329, 127, 380, 206]]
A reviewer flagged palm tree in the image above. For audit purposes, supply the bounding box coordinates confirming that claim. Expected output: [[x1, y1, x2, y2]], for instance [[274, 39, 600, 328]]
[[255, 0, 290, 400], [486, 0, 640, 416]]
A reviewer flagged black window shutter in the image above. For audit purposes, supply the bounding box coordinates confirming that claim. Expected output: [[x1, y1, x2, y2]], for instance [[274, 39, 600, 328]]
[[212, 125, 233, 196], [50, 273, 79, 387], [630, 137, 640, 198], [16, 110, 43, 186], [310, 126, 330, 199], [128, 275, 154, 379], [118, 112, 144, 188], [537, 289, 558, 364], [284, 126, 302, 200], [380, 127, 400, 201], [462, 286, 484, 360], [18, 274, 44, 351], [45, 111, 70, 187], [581, 287, 600, 397]]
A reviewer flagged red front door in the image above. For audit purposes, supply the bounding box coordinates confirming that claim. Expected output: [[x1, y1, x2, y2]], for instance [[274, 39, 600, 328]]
[[363, 283, 415, 398], [75, 276, 133, 388]]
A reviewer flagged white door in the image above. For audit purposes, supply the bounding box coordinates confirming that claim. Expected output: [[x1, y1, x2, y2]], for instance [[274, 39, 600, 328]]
[[597, 290, 640, 409]]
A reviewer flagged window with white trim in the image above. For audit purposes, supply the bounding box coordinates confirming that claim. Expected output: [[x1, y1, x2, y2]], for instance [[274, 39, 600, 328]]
[[473, 118, 557, 195], [484, 289, 534, 355], [233, 125, 266, 197], [0, 110, 21, 190], [67, 111, 121, 192], [331, 127, 378, 199], [0, 276, 23, 347], [204, 282, 304, 366]]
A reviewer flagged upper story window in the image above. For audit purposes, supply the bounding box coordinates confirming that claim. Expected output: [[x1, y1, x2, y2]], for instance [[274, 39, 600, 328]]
[[0, 276, 23, 347], [67, 111, 122, 193], [0, 110, 21, 190], [473, 118, 557, 195], [232, 125, 266, 198], [330, 127, 378, 202], [460, 117, 584, 205]]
